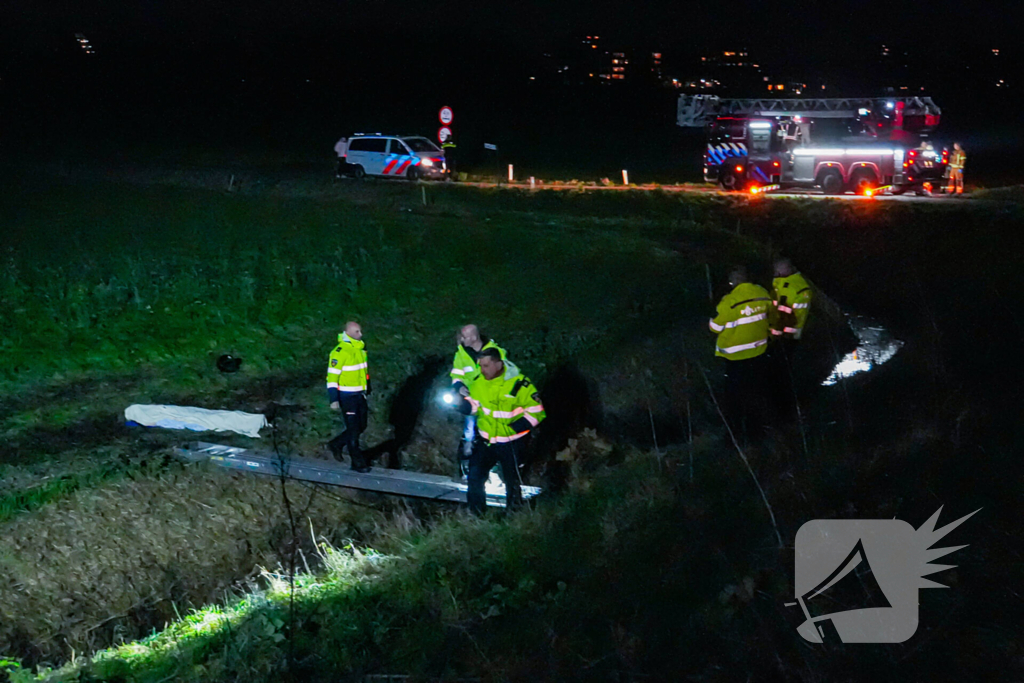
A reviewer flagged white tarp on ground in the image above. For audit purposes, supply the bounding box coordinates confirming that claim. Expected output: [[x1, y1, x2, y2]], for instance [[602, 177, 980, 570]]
[[124, 404, 268, 438]]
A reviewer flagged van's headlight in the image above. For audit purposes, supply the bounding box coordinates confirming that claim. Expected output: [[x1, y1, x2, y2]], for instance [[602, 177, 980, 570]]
[[421, 158, 434, 167]]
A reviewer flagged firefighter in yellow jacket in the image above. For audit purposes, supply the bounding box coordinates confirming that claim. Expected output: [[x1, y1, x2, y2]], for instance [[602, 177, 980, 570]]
[[709, 266, 772, 430], [947, 142, 966, 195], [769, 259, 812, 341], [326, 321, 372, 472], [457, 347, 544, 513]]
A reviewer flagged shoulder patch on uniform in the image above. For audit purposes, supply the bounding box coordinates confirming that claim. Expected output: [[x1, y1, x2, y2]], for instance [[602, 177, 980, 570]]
[[532, 392, 541, 402], [331, 359, 337, 367]]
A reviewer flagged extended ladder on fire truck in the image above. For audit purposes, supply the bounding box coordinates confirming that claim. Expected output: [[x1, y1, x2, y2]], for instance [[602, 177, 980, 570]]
[[677, 95, 942, 127]]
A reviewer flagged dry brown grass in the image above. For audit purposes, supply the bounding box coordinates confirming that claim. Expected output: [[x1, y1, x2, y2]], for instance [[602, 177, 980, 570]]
[[0, 461, 405, 665]]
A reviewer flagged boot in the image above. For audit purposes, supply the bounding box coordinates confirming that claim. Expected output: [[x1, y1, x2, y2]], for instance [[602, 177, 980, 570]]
[[327, 440, 345, 463]]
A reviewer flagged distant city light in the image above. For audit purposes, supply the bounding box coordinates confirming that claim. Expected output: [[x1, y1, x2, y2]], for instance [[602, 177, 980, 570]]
[[74, 32, 95, 54]]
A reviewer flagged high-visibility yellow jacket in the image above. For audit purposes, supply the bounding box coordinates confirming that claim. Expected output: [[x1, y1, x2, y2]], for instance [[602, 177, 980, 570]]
[[465, 364, 545, 445], [326, 332, 368, 402], [450, 340, 513, 391], [709, 282, 771, 360], [950, 150, 966, 170], [770, 272, 812, 340]]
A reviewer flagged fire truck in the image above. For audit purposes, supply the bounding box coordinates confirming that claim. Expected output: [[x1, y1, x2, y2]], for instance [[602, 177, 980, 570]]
[[677, 95, 948, 195]]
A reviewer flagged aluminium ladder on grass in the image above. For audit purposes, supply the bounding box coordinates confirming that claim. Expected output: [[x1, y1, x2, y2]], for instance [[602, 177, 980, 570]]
[[173, 442, 541, 508]]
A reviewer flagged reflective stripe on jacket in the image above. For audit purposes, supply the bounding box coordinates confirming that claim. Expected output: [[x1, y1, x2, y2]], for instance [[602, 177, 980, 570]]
[[466, 364, 545, 444], [709, 282, 771, 360], [450, 340, 513, 389], [770, 273, 812, 340], [326, 332, 368, 402]]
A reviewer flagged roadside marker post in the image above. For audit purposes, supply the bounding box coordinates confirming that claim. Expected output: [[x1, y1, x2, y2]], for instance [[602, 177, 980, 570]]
[[484, 143, 499, 185], [622, 169, 629, 186]]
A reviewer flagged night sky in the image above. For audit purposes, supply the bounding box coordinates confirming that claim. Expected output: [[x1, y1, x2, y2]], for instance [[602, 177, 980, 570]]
[[4, 1, 1020, 65], [1, 1, 1020, 165]]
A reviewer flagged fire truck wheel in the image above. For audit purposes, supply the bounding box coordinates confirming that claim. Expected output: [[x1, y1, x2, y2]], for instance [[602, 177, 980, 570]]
[[720, 171, 741, 192], [818, 169, 844, 195], [850, 170, 876, 194]]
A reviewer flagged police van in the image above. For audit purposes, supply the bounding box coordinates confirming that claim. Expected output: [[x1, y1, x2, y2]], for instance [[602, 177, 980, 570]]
[[345, 134, 448, 180]]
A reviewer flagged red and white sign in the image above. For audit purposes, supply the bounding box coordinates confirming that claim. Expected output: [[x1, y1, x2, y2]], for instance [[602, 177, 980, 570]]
[[439, 106, 454, 125], [438, 126, 452, 143]]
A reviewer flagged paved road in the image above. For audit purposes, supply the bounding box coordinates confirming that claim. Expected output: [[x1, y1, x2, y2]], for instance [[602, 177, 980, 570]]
[[455, 181, 965, 203]]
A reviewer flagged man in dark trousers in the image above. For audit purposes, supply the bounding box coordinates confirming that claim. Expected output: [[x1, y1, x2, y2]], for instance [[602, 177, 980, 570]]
[[709, 266, 772, 436], [441, 135, 457, 178], [326, 321, 371, 472], [450, 324, 514, 477], [457, 348, 545, 514]]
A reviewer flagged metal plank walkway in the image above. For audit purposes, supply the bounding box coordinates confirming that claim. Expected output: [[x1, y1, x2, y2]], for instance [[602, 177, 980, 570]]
[[174, 442, 541, 508]]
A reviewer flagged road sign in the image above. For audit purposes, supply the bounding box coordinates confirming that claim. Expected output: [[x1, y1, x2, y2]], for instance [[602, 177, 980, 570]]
[[439, 106, 454, 125], [438, 127, 452, 143], [483, 143, 497, 151]]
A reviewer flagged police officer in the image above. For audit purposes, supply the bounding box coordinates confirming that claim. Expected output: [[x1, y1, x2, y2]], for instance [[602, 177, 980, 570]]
[[334, 137, 349, 178], [326, 321, 372, 472], [947, 142, 966, 196], [450, 325, 515, 477], [441, 134, 457, 179], [457, 348, 545, 514], [770, 258, 812, 342], [768, 259, 813, 421], [709, 266, 772, 431]]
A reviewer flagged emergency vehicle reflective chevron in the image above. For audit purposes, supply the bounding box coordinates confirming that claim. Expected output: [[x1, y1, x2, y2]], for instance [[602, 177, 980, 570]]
[[450, 340, 513, 390], [326, 332, 368, 401], [465, 364, 545, 445], [706, 142, 748, 166], [709, 282, 772, 360], [381, 154, 417, 176], [770, 273, 812, 339]]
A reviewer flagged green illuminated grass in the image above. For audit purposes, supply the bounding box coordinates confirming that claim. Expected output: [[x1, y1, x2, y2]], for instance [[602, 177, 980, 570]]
[[1, 175, 1021, 681]]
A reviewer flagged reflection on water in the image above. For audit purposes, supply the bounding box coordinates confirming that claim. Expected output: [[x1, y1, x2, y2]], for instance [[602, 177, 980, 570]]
[[823, 317, 904, 386]]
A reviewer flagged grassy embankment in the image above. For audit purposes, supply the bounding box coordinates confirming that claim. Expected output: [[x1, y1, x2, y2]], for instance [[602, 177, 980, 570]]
[[2, 177, 1022, 681], [0, 179, 746, 671]]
